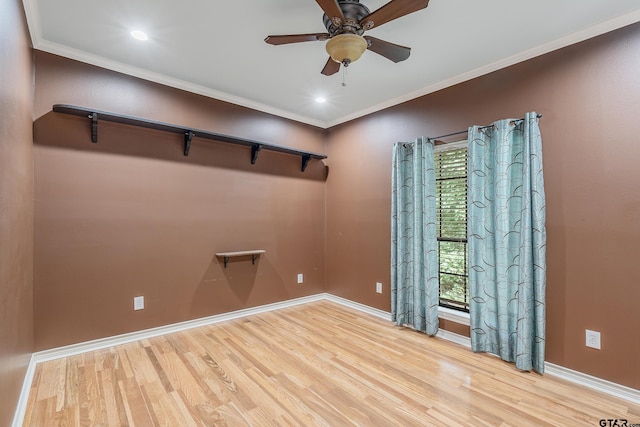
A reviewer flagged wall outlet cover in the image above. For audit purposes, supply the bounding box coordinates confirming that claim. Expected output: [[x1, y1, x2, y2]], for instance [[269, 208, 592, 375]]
[[134, 296, 144, 311], [585, 329, 601, 350], [297, 273, 303, 284], [376, 282, 383, 293]]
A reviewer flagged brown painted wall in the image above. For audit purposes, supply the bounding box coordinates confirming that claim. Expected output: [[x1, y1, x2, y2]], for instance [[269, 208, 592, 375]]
[[326, 23, 640, 389], [33, 52, 327, 350], [0, 0, 34, 424]]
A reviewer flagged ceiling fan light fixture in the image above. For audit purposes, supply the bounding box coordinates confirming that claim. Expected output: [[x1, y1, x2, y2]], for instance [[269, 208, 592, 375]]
[[326, 34, 367, 65]]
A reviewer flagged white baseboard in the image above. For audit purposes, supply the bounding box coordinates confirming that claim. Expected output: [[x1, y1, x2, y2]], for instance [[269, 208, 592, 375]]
[[34, 293, 326, 363], [323, 293, 392, 321], [431, 334, 640, 404], [436, 329, 472, 348], [11, 354, 36, 427], [334, 301, 639, 405], [12, 292, 638, 427], [545, 362, 640, 405]]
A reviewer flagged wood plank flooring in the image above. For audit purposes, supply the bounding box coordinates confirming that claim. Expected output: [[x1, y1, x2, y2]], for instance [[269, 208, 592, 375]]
[[23, 301, 640, 426]]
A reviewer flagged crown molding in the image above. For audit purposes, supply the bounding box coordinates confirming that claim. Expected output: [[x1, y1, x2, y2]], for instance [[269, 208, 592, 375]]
[[33, 39, 328, 128], [21, 1, 640, 129], [326, 8, 640, 128]]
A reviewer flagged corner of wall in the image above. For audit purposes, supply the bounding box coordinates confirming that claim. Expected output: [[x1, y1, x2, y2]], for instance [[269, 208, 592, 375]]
[[0, 0, 36, 425]]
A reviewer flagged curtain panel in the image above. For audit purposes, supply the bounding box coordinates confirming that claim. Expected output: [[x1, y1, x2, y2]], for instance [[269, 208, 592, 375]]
[[391, 137, 439, 336], [467, 112, 546, 373]]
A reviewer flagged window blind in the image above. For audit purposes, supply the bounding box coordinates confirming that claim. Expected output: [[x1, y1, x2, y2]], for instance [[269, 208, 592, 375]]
[[435, 146, 469, 311]]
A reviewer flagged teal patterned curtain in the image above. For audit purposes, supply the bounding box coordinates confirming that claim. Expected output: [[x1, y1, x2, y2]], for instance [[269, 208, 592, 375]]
[[467, 112, 546, 373], [391, 137, 439, 336]]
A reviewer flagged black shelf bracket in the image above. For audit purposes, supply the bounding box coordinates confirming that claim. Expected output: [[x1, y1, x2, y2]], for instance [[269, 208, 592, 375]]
[[91, 112, 98, 143], [222, 254, 259, 268], [53, 104, 327, 171], [251, 144, 262, 164], [184, 131, 194, 156], [301, 154, 311, 172]]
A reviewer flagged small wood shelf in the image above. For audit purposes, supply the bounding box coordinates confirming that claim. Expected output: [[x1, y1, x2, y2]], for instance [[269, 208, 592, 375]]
[[216, 250, 265, 268]]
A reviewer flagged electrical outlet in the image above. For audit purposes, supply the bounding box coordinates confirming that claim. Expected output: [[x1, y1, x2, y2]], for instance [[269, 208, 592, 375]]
[[297, 273, 303, 284], [376, 282, 383, 294], [133, 296, 144, 311], [586, 329, 601, 350]]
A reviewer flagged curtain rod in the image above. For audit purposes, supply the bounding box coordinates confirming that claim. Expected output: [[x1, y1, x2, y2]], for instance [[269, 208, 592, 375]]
[[428, 114, 543, 143]]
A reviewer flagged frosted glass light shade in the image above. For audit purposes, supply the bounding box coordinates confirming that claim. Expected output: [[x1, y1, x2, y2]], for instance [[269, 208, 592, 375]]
[[326, 34, 367, 64]]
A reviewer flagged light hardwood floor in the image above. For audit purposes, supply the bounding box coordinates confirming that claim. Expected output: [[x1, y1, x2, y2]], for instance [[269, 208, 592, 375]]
[[23, 301, 640, 426]]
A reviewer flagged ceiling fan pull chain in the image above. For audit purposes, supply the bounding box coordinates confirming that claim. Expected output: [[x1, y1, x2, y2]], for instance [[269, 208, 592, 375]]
[[342, 63, 348, 87]]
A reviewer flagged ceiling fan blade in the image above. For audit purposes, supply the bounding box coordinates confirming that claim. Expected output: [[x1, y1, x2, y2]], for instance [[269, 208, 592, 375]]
[[315, 0, 345, 23], [265, 33, 330, 45], [365, 36, 411, 63], [360, 0, 429, 30], [321, 57, 341, 76]]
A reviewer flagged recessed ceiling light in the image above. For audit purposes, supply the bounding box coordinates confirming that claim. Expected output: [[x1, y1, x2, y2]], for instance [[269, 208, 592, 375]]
[[315, 97, 326, 104], [130, 30, 148, 41]]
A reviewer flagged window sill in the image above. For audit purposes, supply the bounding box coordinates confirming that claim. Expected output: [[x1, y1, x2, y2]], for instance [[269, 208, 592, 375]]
[[438, 306, 470, 326]]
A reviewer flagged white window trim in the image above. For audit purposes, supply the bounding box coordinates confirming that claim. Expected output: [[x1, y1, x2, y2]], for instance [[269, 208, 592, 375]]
[[438, 306, 470, 326]]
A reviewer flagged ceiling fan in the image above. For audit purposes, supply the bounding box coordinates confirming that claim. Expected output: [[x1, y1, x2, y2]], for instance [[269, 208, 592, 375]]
[[265, 0, 430, 76]]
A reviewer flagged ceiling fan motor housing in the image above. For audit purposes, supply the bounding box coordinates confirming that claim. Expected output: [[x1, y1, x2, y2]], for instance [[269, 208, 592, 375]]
[[323, 0, 371, 36]]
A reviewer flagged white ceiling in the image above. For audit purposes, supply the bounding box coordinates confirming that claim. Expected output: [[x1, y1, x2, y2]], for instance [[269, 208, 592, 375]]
[[23, 0, 640, 128]]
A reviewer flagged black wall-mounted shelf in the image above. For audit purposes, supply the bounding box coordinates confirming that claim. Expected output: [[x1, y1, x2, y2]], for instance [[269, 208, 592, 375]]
[[52, 104, 327, 172]]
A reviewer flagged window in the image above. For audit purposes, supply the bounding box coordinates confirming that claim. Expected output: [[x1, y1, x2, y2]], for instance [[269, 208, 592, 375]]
[[435, 142, 469, 312]]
